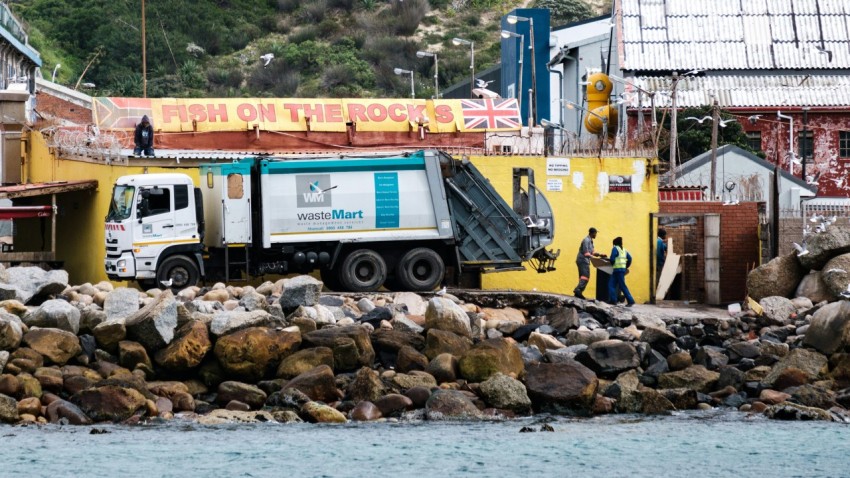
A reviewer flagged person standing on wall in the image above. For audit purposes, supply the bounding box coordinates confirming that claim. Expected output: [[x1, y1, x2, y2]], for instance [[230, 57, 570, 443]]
[[656, 228, 668, 283], [134, 115, 155, 157], [573, 227, 605, 300], [608, 236, 635, 307]]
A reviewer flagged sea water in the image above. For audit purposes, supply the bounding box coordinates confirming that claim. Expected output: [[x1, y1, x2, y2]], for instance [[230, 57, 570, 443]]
[[2, 410, 848, 478]]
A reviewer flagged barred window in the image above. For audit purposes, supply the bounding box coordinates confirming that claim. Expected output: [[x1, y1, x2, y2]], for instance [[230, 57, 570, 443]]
[[840, 131, 850, 158]]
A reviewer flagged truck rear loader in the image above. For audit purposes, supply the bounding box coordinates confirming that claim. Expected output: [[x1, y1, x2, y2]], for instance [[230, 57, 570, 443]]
[[105, 150, 559, 292]]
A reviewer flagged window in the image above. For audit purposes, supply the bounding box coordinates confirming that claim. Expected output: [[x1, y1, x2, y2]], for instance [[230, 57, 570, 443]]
[[145, 188, 171, 216], [746, 131, 761, 151], [841, 131, 850, 158], [798, 131, 813, 159], [175, 185, 189, 210]]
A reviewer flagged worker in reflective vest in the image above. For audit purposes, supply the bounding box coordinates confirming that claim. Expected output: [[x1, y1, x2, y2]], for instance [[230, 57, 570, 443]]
[[608, 236, 635, 307], [573, 227, 605, 300]]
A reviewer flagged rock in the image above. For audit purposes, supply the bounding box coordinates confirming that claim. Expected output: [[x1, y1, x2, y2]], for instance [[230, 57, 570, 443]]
[[279, 276, 323, 313], [546, 306, 579, 334], [426, 353, 459, 384], [392, 292, 428, 316], [73, 385, 147, 422], [239, 290, 268, 312], [747, 253, 806, 301], [23, 300, 80, 334], [118, 340, 152, 371], [565, 328, 610, 347], [0, 351, 8, 373], [287, 304, 336, 326], [23, 328, 81, 365], [196, 409, 277, 425], [92, 319, 127, 351], [425, 297, 472, 338], [404, 387, 431, 409], [374, 393, 414, 416], [214, 326, 301, 381], [762, 348, 828, 387], [759, 296, 796, 325], [581, 340, 640, 377], [693, 346, 729, 371], [104, 288, 141, 321], [346, 367, 385, 403], [154, 320, 211, 372], [125, 290, 178, 351], [765, 402, 832, 421], [303, 325, 375, 370], [423, 329, 472, 360], [667, 351, 693, 371], [216, 381, 267, 410], [396, 346, 429, 373], [276, 347, 334, 379], [0, 314, 23, 350], [0, 374, 21, 397], [528, 331, 565, 352], [45, 398, 91, 424], [799, 227, 850, 271], [425, 389, 483, 421], [301, 401, 347, 423], [640, 326, 677, 348], [283, 365, 341, 403], [372, 328, 425, 354], [615, 370, 674, 414], [803, 301, 850, 355], [147, 381, 195, 412], [225, 400, 251, 411], [657, 365, 720, 393], [786, 384, 835, 409], [350, 401, 382, 421], [6, 267, 69, 305], [524, 361, 598, 415], [202, 289, 230, 303], [459, 338, 524, 383], [479, 372, 531, 413], [0, 393, 18, 423], [795, 271, 837, 303], [390, 371, 438, 390], [209, 310, 276, 336]]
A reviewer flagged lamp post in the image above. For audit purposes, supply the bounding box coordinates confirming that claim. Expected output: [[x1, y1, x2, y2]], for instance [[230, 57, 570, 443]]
[[393, 67, 415, 99], [142, 0, 147, 98], [500, 30, 524, 117], [507, 14, 536, 126], [452, 37, 475, 98], [566, 100, 608, 149], [416, 51, 439, 98], [51, 63, 61, 83]]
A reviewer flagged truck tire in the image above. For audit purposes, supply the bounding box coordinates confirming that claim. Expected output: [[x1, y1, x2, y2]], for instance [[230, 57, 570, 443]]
[[339, 249, 387, 292], [157, 255, 200, 290], [397, 247, 445, 292]]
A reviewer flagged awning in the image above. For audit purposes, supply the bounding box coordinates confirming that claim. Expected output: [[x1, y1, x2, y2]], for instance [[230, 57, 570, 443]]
[[0, 206, 51, 219]]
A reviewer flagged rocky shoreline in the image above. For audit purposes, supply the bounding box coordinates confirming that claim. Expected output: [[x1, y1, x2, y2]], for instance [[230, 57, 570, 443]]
[[0, 260, 849, 426]]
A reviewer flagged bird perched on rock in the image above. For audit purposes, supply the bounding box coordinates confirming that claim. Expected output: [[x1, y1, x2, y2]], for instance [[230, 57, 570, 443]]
[[260, 53, 274, 67], [160, 278, 173, 288], [435, 286, 447, 296], [792, 242, 809, 256]]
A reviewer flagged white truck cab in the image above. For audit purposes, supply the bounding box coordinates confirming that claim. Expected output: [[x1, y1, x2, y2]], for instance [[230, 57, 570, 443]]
[[104, 173, 203, 289]]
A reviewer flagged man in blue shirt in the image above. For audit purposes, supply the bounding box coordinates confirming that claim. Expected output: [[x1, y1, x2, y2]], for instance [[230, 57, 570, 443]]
[[657, 229, 667, 281], [608, 236, 635, 307]]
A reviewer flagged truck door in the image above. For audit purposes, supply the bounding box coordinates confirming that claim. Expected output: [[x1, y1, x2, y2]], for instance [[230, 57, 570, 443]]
[[135, 186, 177, 259], [221, 170, 251, 244]]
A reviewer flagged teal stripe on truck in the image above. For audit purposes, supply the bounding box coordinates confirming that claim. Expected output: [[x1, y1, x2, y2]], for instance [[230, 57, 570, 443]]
[[260, 156, 426, 174]]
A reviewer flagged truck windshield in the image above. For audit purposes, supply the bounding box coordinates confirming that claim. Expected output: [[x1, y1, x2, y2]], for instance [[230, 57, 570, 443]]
[[107, 185, 135, 221]]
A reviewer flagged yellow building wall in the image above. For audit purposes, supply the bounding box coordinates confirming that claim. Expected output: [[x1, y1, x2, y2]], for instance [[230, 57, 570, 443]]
[[470, 155, 659, 303]]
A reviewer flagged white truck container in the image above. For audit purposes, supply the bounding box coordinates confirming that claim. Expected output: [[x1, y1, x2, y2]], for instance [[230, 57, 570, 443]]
[[105, 150, 558, 292]]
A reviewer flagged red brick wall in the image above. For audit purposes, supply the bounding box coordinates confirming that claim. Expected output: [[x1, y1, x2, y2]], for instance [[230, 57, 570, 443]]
[[35, 92, 92, 126], [659, 201, 760, 303]]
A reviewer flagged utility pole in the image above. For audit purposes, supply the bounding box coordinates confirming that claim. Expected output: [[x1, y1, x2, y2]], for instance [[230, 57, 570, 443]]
[[802, 107, 810, 179], [669, 72, 679, 181], [142, 0, 147, 98], [709, 98, 719, 200]]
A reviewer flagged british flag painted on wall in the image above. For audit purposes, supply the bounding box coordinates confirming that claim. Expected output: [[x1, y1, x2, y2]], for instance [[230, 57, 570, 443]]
[[460, 98, 521, 131]]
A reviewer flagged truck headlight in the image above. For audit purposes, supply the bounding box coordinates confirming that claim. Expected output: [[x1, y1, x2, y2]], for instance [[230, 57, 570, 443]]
[[117, 259, 127, 268]]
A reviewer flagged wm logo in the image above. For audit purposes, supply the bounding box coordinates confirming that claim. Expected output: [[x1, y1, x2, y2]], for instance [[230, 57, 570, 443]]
[[296, 174, 331, 208]]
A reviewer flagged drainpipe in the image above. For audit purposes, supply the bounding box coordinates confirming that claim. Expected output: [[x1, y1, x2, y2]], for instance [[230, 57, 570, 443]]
[[548, 63, 564, 153], [777, 110, 794, 173]]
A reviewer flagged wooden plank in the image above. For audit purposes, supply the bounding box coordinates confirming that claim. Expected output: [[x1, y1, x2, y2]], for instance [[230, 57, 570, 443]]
[[656, 237, 681, 300], [0, 180, 98, 199]]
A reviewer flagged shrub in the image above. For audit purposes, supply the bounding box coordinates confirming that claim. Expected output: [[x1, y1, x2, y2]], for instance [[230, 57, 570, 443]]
[[391, 0, 429, 36], [288, 25, 320, 44], [300, 0, 327, 23], [534, 0, 594, 26], [327, 0, 356, 10], [277, 0, 301, 13], [462, 13, 480, 26]]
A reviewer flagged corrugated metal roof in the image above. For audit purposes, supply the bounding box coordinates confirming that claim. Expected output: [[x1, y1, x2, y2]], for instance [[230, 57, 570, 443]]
[[619, 0, 850, 71], [622, 75, 850, 108]]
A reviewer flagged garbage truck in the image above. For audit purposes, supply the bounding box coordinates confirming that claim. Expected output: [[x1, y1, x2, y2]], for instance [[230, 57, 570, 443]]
[[104, 149, 559, 292]]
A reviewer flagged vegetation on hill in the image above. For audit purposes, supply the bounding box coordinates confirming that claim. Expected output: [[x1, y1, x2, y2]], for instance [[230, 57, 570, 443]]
[[11, 0, 600, 99]]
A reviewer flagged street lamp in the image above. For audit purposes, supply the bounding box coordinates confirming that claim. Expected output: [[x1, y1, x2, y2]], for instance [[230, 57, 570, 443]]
[[452, 37, 475, 98], [416, 50, 439, 98], [393, 67, 415, 99], [507, 14, 536, 126], [500, 30, 524, 117], [51, 63, 61, 83], [566, 100, 608, 148]]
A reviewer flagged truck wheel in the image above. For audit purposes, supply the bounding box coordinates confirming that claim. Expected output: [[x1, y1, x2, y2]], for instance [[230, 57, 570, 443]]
[[156, 255, 200, 290], [397, 248, 444, 292], [339, 249, 387, 292]]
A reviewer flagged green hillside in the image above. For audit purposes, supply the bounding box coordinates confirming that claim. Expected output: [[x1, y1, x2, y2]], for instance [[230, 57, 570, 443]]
[[11, 0, 600, 98]]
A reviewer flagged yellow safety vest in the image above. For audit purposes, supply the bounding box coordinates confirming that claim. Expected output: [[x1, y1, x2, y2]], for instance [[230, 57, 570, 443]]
[[613, 246, 628, 269]]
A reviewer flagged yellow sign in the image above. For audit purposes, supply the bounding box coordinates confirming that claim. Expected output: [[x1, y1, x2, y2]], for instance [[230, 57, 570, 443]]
[[93, 97, 522, 133]]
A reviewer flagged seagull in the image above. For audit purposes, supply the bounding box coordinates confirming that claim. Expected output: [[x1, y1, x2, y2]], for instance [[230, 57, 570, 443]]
[[806, 171, 821, 185], [803, 224, 813, 237], [686, 116, 713, 124], [816, 222, 828, 234], [683, 68, 704, 76], [435, 286, 447, 296], [718, 118, 737, 128], [825, 215, 838, 225], [747, 114, 762, 124], [260, 53, 274, 67], [789, 154, 802, 166], [792, 242, 809, 256], [160, 278, 173, 288], [475, 78, 494, 88], [809, 214, 824, 223]]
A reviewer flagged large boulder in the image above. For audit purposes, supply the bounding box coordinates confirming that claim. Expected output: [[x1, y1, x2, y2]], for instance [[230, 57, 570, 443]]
[[758, 296, 797, 325], [302, 325, 375, 370], [425, 297, 472, 338], [0, 314, 23, 350], [803, 301, 850, 355], [214, 326, 301, 381], [458, 338, 524, 383], [23, 300, 80, 334], [762, 348, 828, 387], [0, 393, 18, 423], [124, 290, 178, 351], [283, 365, 342, 403], [657, 365, 720, 393], [424, 389, 483, 421], [73, 385, 147, 422], [216, 381, 267, 410], [346, 366, 385, 403], [92, 319, 127, 351], [154, 320, 211, 371], [615, 370, 675, 414], [45, 398, 92, 424], [799, 227, 850, 271], [423, 329, 472, 360], [276, 347, 334, 379], [279, 275, 323, 313], [747, 253, 806, 301], [795, 271, 837, 303], [821, 254, 850, 298], [104, 288, 141, 321], [6, 267, 69, 305], [22, 328, 81, 365], [479, 372, 531, 413], [209, 310, 277, 336], [301, 401, 347, 423], [524, 360, 598, 415], [581, 340, 640, 377]]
